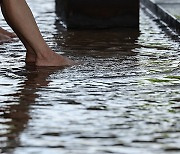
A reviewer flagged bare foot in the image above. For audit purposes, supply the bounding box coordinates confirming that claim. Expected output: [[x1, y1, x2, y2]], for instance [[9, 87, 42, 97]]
[[35, 51, 75, 67], [0, 33, 13, 44], [0, 27, 17, 38], [25, 51, 36, 64]]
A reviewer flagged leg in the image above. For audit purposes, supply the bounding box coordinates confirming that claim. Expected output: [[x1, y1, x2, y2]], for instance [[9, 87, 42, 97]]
[[0, 1, 34, 62], [1, 0, 74, 66], [0, 3, 16, 39], [14, 31, 36, 63]]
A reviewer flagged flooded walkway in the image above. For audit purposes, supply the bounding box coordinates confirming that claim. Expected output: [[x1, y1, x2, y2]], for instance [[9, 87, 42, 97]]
[[0, 0, 180, 154]]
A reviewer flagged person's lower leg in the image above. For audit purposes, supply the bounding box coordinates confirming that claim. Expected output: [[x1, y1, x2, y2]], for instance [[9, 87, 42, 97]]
[[0, 2, 16, 38], [1, 0, 74, 66], [14, 31, 36, 63]]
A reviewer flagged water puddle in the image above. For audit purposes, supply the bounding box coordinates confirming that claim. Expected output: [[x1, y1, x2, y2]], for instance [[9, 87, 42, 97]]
[[0, 0, 180, 154]]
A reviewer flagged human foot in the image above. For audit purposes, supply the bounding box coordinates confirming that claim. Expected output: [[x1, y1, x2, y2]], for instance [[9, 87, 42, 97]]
[[0, 27, 17, 38], [0, 33, 13, 44], [35, 51, 75, 67], [25, 51, 36, 64]]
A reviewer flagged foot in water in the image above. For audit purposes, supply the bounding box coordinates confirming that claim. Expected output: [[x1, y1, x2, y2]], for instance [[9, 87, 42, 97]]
[[35, 51, 75, 67], [0, 27, 17, 44], [0, 28, 75, 67], [25, 50, 36, 64], [0, 27, 16, 38], [0, 33, 15, 44], [25, 49, 76, 67]]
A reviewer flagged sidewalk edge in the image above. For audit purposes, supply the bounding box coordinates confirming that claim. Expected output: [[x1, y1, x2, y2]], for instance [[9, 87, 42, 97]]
[[141, 0, 180, 34]]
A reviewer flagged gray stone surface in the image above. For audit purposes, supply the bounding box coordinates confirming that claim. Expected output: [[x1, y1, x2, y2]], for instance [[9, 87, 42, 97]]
[[153, 0, 180, 20], [141, 0, 180, 34], [153, 0, 180, 4]]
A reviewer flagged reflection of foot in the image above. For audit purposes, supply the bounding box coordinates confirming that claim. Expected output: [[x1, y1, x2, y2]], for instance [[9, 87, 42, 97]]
[[0, 27, 17, 38], [35, 51, 75, 67]]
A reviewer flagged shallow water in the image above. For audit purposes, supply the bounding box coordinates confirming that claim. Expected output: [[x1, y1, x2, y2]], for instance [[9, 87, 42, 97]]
[[0, 0, 180, 154]]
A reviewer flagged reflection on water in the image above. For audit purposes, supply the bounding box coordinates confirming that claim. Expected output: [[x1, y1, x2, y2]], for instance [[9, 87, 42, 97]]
[[0, 0, 180, 154], [0, 66, 60, 154]]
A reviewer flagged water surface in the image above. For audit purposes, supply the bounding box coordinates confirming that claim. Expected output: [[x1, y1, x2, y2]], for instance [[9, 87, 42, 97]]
[[0, 0, 180, 154]]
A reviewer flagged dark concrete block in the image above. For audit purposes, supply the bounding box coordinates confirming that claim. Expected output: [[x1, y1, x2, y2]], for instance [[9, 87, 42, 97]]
[[55, 0, 139, 29]]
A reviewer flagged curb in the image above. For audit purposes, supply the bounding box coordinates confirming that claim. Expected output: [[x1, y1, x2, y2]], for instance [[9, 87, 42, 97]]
[[141, 0, 180, 34]]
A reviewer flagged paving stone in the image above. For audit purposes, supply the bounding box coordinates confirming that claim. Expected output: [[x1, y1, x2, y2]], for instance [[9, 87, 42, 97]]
[[141, 0, 180, 34]]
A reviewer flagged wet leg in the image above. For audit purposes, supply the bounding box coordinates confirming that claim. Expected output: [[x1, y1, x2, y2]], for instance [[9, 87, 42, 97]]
[[14, 32, 36, 63], [0, 2, 16, 38], [1, 0, 74, 66], [0, 1, 35, 61], [0, 25, 36, 63]]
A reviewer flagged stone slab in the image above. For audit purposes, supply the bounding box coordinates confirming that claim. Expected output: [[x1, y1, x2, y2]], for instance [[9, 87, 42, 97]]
[[55, 0, 139, 29], [141, 0, 180, 34]]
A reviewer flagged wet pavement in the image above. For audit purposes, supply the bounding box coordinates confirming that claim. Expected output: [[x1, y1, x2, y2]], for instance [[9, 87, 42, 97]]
[[154, 0, 180, 19], [0, 0, 180, 154], [141, 0, 180, 34]]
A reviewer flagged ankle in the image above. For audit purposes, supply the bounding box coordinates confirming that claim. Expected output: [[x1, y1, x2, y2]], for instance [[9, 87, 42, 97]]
[[34, 44, 52, 58], [36, 49, 54, 60]]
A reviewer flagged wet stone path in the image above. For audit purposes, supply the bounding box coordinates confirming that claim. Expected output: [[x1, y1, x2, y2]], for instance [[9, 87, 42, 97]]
[[0, 0, 180, 154]]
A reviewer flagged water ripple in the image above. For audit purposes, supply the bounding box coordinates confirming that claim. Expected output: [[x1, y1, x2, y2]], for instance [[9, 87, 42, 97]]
[[0, 0, 180, 154]]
